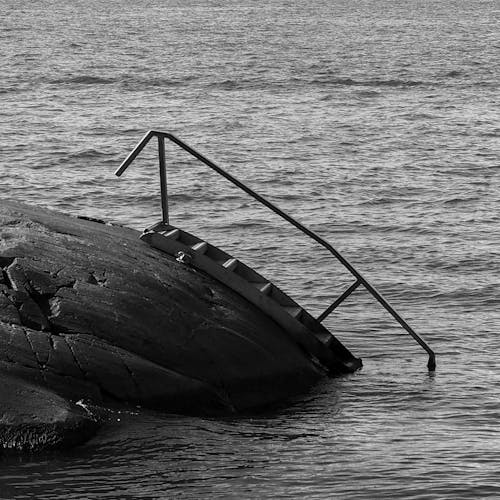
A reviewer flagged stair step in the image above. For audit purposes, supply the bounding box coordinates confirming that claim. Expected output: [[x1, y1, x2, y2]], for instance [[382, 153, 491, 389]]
[[252, 282, 273, 295], [191, 241, 208, 254], [314, 331, 332, 345], [283, 306, 303, 320], [162, 228, 181, 240], [206, 245, 231, 262], [221, 258, 238, 271]]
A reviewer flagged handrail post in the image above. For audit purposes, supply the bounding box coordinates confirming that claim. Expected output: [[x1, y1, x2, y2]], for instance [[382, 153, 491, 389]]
[[158, 134, 169, 224]]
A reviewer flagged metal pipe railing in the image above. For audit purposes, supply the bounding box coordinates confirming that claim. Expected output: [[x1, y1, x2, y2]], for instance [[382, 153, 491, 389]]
[[115, 130, 436, 371]]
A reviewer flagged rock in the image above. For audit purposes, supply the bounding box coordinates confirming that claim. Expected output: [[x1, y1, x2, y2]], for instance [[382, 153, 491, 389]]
[[0, 374, 98, 453], [0, 200, 324, 434]]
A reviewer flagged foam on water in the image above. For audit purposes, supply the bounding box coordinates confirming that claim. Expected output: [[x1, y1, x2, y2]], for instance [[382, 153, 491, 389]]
[[1, 0, 499, 497]]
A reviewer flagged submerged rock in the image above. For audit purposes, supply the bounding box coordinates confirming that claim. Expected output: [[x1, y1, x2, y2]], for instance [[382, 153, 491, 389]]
[[0, 374, 97, 453], [1, 200, 325, 450]]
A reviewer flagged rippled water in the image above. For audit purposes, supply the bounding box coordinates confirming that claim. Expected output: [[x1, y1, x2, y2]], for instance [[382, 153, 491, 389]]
[[1, 0, 499, 498]]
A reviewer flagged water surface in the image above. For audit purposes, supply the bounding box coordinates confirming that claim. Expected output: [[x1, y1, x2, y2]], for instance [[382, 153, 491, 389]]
[[1, 0, 499, 498]]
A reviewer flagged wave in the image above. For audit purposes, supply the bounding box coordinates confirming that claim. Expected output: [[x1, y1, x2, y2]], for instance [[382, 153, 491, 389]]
[[47, 74, 196, 87], [49, 75, 116, 85], [444, 70, 463, 78], [354, 90, 381, 98], [46, 73, 201, 88], [479, 130, 500, 137], [443, 196, 482, 205], [311, 76, 426, 88], [43, 73, 427, 93], [0, 85, 24, 94], [67, 149, 116, 160], [121, 75, 198, 89], [208, 79, 241, 90], [472, 80, 498, 88], [205, 78, 274, 91]]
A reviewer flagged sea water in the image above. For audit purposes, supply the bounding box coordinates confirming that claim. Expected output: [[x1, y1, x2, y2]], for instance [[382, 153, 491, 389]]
[[0, 0, 499, 498]]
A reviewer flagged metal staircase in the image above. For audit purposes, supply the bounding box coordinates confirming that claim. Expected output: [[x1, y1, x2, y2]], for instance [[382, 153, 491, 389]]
[[141, 221, 361, 375], [116, 130, 436, 373]]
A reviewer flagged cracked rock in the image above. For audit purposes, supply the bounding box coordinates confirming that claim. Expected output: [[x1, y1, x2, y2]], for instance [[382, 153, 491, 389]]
[[1, 200, 324, 451]]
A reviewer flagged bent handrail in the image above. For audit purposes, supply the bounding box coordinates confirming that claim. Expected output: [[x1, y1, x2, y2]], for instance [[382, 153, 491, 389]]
[[115, 130, 436, 371]]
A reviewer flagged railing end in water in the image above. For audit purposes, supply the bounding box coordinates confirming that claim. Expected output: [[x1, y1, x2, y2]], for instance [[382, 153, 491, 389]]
[[428, 353, 436, 372]]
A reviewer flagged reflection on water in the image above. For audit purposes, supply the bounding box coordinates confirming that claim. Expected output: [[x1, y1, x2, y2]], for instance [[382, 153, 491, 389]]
[[2, 354, 500, 499]]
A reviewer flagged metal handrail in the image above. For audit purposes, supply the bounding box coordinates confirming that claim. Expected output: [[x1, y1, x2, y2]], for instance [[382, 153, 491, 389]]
[[115, 130, 436, 371]]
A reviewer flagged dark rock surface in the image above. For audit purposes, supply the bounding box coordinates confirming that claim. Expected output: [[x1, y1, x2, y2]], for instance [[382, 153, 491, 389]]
[[1, 200, 324, 450], [0, 374, 98, 453]]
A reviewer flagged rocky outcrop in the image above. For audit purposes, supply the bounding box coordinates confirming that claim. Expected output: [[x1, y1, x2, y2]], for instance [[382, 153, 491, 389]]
[[1, 200, 324, 451]]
